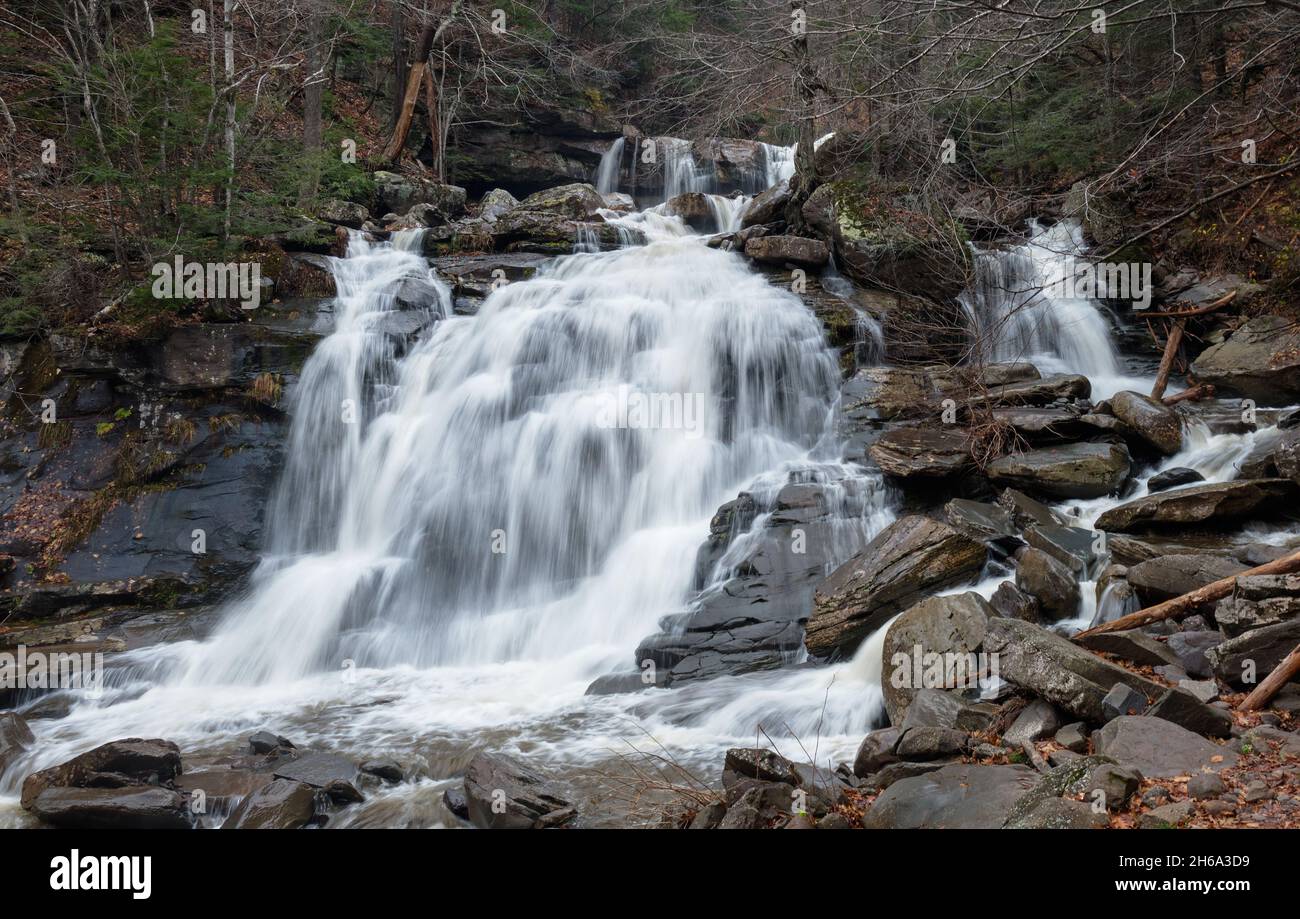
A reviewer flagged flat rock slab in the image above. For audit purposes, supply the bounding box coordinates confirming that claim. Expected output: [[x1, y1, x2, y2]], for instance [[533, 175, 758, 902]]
[[29, 786, 191, 830], [983, 618, 1164, 722], [987, 442, 1130, 500], [1096, 479, 1299, 532], [863, 763, 1039, 829], [1093, 715, 1238, 778], [805, 516, 987, 658], [272, 752, 359, 789]]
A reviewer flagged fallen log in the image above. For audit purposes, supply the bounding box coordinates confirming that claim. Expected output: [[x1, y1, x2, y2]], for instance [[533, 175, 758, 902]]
[[1237, 642, 1300, 712], [1074, 548, 1300, 639], [1162, 382, 1215, 405], [1150, 318, 1185, 400]]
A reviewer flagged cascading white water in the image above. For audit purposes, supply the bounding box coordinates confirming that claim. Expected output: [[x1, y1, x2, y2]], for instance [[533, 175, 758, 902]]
[[962, 219, 1149, 400], [595, 137, 625, 195], [0, 196, 894, 828]]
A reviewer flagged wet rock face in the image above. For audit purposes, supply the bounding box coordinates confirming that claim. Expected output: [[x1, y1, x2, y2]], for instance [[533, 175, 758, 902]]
[[1094, 479, 1300, 532], [1092, 716, 1238, 778], [868, 428, 972, 480], [1014, 547, 1080, 620], [804, 516, 987, 659], [222, 778, 318, 830], [863, 763, 1039, 829], [627, 476, 880, 687], [1191, 315, 1300, 404], [21, 738, 192, 829], [1126, 554, 1248, 602], [880, 591, 992, 725], [662, 192, 716, 232], [743, 235, 831, 268], [1109, 390, 1183, 455], [982, 618, 1164, 722], [373, 172, 467, 218], [986, 442, 1131, 500], [462, 753, 574, 829]]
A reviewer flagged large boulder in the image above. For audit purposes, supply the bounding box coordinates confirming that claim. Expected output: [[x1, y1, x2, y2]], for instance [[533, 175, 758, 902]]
[[1127, 554, 1248, 602], [804, 516, 987, 658], [0, 712, 34, 774], [1015, 547, 1080, 620], [840, 367, 937, 423], [222, 778, 317, 829], [1190, 315, 1300, 404], [27, 786, 192, 830], [982, 618, 1164, 722], [463, 752, 573, 829], [863, 763, 1039, 829], [1092, 716, 1238, 778], [1110, 391, 1183, 455], [662, 192, 716, 232], [515, 182, 606, 219], [1207, 617, 1300, 686], [1095, 479, 1299, 532], [986, 442, 1131, 499], [744, 235, 830, 268], [477, 188, 519, 223], [867, 428, 972, 480], [373, 171, 467, 218], [743, 179, 792, 228], [880, 592, 993, 725]]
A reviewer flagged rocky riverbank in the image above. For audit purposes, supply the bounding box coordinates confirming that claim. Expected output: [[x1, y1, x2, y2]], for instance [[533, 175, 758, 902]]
[[4, 131, 1300, 829]]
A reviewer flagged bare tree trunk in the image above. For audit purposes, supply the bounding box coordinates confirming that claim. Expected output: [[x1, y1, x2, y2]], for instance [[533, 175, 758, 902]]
[[423, 68, 442, 182], [0, 93, 26, 244], [388, 0, 407, 132], [786, 0, 819, 225], [298, 0, 325, 207], [222, 0, 236, 242], [382, 21, 435, 163]]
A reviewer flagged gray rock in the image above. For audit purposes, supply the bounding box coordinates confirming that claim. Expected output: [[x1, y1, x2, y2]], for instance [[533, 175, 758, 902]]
[[1055, 722, 1089, 753], [987, 442, 1131, 500], [1140, 800, 1194, 828], [222, 778, 316, 829], [869, 428, 972, 480], [1177, 679, 1220, 703], [477, 188, 519, 222], [1076, 629, 1181, 667], [1086, 763, 1143, 810], [981, 617, 1164, 722], [21, 738, 182, 811], [1148, 687, 1233, 738], [806, 516, 987, 659], [463, 753, 573, 829], [744, 235, 831, 268], [1207, 617, 1300, 686], [1147, 467, 1205, 492], [29, 786, 192, 830], [1215, 593, 1300, 636], [1015, 547, 1081, 620], [879, 592, 993, 724], [1166, 630, 1223, 679], [1003, 699, 1063, 747], [945, 500, 1021, 549], [895, 727, 969, 760], [1006, 797, 1107, 829], [315, 198, 369, 229], [1111, 390, 1184, 455], [515, 182, 604, 218], [1190, 315, 1300, 403], [853, 728, 902, 778], [1187, 773, 1226, 800], [0, 712, 34, 774], [1102, 683, 1149, 721], [272, 752, 359, 789], [1093, 716, 1238, 778], [990, 581, 1041, 622], [1127, 554, 1248, 602], [743, 179, 792, 228], [373, 171, 467, 218], [1095, 479, 1299, 532], [863, 763, 1040, 829]]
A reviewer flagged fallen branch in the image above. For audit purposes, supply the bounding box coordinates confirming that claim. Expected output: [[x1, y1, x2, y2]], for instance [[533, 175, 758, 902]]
[[1150, 318, 1185, 400], [1162, 383, 1215, 405], [1074, 548, 1300, 639], [1146, 289, 1238, 320], [1020, 740, 1051, 775], [1237, 643, 1300, 712]]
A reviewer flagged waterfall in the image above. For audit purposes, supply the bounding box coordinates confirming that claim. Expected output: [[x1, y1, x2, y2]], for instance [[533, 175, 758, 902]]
[[761, 142, 796, 187], [175, 216, 848, 687], [962, 219, 1149, 399], [595, 137, 625, 194], [661, 138, 709, 199]]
